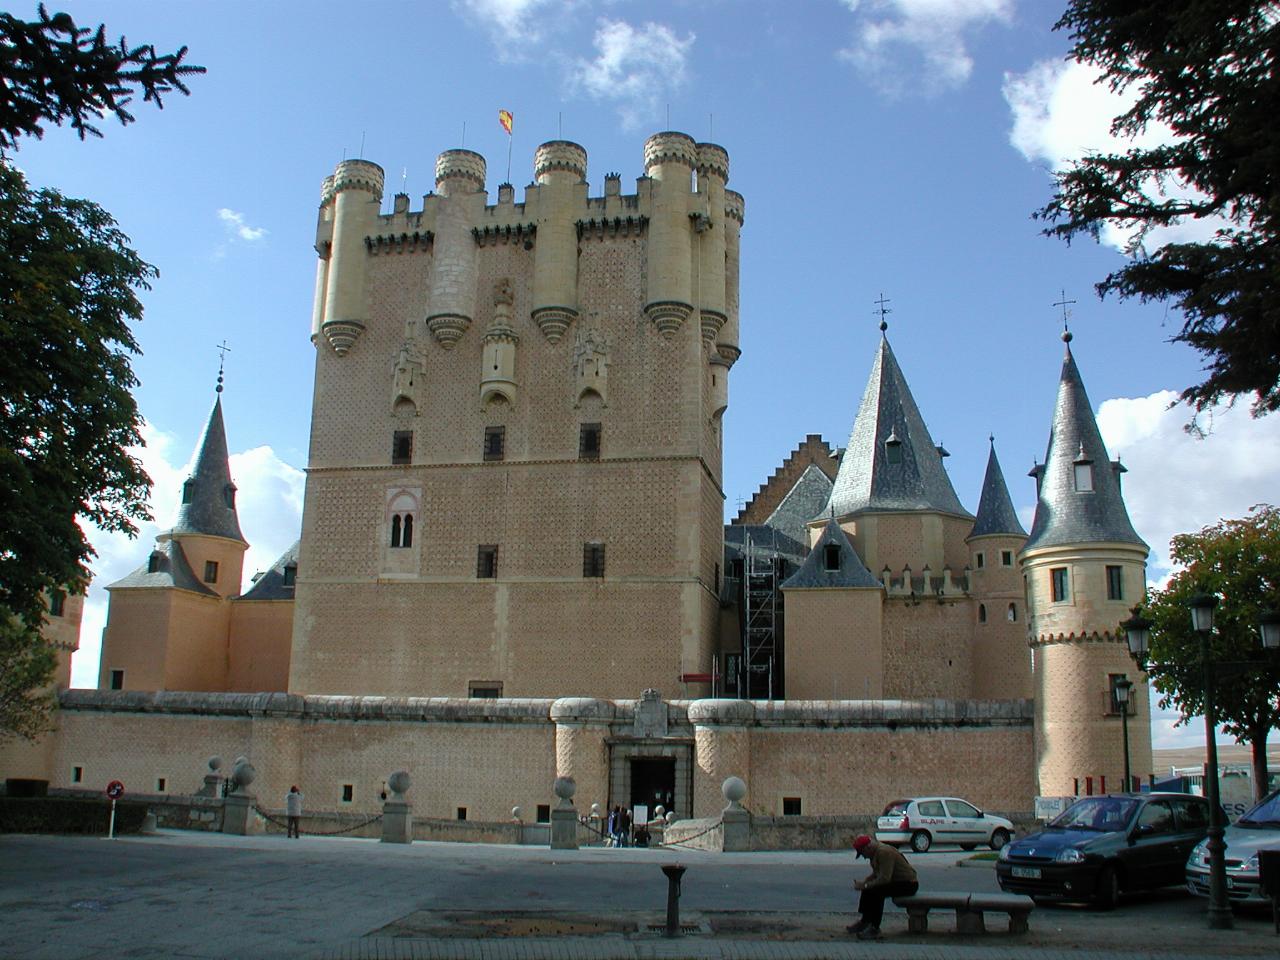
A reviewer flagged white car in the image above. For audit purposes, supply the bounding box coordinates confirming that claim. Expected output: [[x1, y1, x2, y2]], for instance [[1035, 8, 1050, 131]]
[[876, 796, 1014, 853], [1186, 787, 1280, 906]]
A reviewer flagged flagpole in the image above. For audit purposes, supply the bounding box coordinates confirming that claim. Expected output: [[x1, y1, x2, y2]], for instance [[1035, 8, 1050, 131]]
[[506, 135, 513, 184]]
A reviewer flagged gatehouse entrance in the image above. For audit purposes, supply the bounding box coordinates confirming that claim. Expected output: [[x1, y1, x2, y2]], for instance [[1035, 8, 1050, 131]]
[[630, 757, 676, 814]]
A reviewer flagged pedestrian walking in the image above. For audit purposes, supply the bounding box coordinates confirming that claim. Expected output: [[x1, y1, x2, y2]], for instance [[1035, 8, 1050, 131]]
[[285, 785, 304, 838], [847, 834, 918, 940]]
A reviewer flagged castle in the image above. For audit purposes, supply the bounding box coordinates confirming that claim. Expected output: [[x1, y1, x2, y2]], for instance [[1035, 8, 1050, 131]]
[[3, 131, 1153, 825]]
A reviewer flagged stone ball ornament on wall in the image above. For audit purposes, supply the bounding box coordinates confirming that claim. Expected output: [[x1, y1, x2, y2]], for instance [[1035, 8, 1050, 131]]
[[553, 776, 577, 803], [387, 770, 411, 799], [722, 776, 747, 808], [231, 759, 256, 793]]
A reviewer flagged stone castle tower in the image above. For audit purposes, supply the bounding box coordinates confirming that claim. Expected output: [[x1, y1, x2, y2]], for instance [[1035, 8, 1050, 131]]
[[291, 132, 743, 699], [1024, 331, 1152, 796]]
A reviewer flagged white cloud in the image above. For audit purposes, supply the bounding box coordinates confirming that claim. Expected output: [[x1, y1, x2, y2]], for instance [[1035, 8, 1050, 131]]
[[1003, 58, 1223, 253], [837, 0, 1014, 94], [1095, 390, 1280, 580], [454, 0, 571, 51], [217, 208, 267, 243], [569, 19, 696, 130], [69, 422, 304, 688]]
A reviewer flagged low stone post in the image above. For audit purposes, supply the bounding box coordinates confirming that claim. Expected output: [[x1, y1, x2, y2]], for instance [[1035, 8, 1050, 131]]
[[550, 776, 579, 850], [197, 756, 224, 798], [721, 776, 750, 852], [381, 770, 413, 844], [221, 759, 256, 835]]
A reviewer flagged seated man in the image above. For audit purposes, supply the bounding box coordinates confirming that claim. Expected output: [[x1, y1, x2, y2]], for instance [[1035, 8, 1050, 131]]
[[848, 834, 919, 940]]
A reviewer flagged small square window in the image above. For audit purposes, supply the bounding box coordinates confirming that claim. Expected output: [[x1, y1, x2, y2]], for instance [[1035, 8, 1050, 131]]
[[782, 797, 802, 816], [204, 560, 219, 583], [341, 784, 354, 803], [392, 430, 413, 465], [484, 425, 506, 461], [109, 669, 124, 690], [1051, 567, 1068, 603], [1001, 550, 1013, 566], [1106, 565, 1123, 601], [71, 766, 83, 784], [536, 804, 551, 823], [157, 777, 167, 792], [468, 682, 503, 698], [975, 552, 985, 569], [456, 807, 468, 821], [48, 590, 66, 617], [583, 542, 606, 578], [579, 423, 601, 460], [477, 545, 498, 579]]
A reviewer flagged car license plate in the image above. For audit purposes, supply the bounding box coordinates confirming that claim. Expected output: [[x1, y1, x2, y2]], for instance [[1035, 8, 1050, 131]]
[[1011, 866, 1041, 879]]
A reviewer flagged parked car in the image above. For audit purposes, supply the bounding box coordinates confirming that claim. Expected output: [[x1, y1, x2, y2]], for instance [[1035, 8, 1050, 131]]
[[876, 796, 1014, 852], [1186, 786, 1280, 906], [996, 793, 1214, 909]]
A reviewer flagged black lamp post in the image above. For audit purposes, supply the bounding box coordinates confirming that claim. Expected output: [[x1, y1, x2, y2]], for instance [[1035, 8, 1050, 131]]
[[1113, 675, 1134, 792], [1188, 591, 1233, 930]]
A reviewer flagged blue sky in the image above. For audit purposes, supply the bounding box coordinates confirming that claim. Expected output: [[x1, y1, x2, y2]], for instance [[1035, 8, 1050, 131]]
[[15, 1, 1278, 750]]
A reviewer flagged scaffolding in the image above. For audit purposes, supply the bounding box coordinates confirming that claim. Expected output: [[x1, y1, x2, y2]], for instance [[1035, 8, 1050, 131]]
[[742, 529, 778, 699]]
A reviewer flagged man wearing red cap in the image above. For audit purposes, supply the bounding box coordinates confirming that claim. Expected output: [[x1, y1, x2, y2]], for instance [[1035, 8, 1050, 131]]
[[848, 834, 918, 939]]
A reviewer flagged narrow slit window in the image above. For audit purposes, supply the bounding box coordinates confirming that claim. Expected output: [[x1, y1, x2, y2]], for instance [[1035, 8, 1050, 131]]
[[109, 669, 124, 690], [392, 430, 413, 465], [48, 590, 66, 617], [182, 480, 194, 504], [1007, 602, 1017, 622], [583, 542, 606, 578], [1106, 565, 1123, 601], [484, 425, 505, 461], [477, 545, 498, 579], [203, 560, 219, 584], [579, 423, 601, 460], [823, 543, 841, 571], [975, 552, 985, 569], [1050, 567, 1068, 602], [72, 766, 83, 783], [978, 603, 987, 623], [341, 784, 354, 803]]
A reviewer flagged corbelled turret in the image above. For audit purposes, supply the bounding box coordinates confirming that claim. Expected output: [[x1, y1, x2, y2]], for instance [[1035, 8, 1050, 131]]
[[1024, 333, 1145, 552], [172, 396, 245, 544], [826, 334, 969, 518]]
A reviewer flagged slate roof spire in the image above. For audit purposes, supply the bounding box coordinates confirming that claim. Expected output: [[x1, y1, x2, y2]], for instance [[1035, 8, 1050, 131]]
[[1024, 332, 1145, 551], [968, 439, 1026, 539], [171, 387, 246, 544], [825, 333, 970, 518]]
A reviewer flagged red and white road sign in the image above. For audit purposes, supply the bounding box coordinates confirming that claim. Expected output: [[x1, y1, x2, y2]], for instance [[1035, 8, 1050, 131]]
[[106, 780, 124, 800]]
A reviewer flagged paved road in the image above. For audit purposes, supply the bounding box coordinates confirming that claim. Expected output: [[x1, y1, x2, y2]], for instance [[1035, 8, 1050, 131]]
[[2, 831, 1276, 960]]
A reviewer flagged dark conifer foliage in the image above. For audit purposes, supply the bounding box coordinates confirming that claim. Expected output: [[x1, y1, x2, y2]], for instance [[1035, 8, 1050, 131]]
[[1039, 1, 1280, 417], [0, 4, 204, 149]]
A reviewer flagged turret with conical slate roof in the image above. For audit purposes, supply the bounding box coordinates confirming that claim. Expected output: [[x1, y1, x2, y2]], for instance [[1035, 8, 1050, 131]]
[[966, 440, 1031, 699], [172, 395, 246, 544], [826, 334, 969, 519], [1022, 330, 1151, 798]]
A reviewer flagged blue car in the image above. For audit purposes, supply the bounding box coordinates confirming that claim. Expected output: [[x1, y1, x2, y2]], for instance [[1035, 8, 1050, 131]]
[[996, 793, 1214, 909]]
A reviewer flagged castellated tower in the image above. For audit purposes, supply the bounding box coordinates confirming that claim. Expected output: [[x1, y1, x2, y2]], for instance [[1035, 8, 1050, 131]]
[[1023, 332, 1152, 797], [966, 442, 1031, 700], [291, 132, 743, 700]]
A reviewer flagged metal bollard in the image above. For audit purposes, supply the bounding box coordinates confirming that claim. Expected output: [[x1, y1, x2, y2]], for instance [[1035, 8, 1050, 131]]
[[661, 864, 686, 937]]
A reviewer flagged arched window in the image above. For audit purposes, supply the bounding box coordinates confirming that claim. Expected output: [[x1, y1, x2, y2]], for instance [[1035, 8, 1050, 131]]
[[385, 488, 420, 553], [402, 514, 413, 548], [1008, 602, 1017, 622], [978, 603, 987, 623], [390, 514, 403, 548]]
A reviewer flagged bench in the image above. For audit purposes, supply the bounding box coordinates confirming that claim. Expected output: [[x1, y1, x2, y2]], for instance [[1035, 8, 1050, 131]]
[[893, 892, 1034, 934]]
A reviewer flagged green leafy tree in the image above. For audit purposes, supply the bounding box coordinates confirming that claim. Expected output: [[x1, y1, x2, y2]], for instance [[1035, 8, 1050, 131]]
[[1039, 1, 1280, 417], [0, 7, 200, 739], [0, 4, 203, 149], [1143, 506, 1280, 799]]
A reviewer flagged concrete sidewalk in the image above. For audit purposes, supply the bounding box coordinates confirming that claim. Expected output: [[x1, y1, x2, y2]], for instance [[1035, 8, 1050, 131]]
[[2, 830, 1275, 960]]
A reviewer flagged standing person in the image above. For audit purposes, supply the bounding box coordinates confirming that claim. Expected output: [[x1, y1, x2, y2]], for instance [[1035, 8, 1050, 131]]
[[621, 807, 632, 847], [285, 785, 303, 839], [606, 806, 616, 846], [848, 835, 917, 940]]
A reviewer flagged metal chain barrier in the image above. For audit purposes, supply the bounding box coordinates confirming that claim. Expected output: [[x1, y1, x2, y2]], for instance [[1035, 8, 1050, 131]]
[[253, 805, 383, 837]]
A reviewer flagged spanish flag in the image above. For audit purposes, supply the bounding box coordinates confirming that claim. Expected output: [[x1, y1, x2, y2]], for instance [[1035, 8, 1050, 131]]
[[498, 110, 514, 136]]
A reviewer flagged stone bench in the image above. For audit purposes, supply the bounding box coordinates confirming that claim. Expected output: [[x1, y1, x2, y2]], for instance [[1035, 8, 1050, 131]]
[[893, 892, 1034, 934]]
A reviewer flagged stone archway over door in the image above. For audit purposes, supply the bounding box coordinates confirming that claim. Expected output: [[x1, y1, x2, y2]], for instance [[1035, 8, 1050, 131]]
[[607, 740, 693, 820]]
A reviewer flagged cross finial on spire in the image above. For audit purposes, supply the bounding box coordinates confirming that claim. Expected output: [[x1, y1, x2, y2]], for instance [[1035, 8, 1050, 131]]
[[1052, 289, 1076, 343], [215, 340, 231, 394], [873, 293, 892, 333], [989, 432, 995, 446]]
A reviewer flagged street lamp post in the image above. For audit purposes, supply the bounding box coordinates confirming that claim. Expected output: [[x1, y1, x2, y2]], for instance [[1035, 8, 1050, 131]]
[[1113, 676, 1133, 792], [1189, 592, 1233, 930], [1122, 601, 1280, 931]]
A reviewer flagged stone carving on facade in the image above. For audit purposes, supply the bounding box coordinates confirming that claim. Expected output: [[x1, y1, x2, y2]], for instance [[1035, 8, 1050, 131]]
[[632, 688, 668, 739], [573, 326, 610, 407], [481, 278, 519, 407], [391, 340, 426, 413]]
